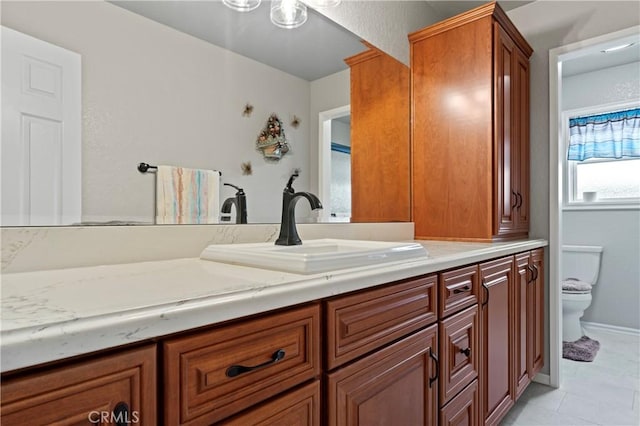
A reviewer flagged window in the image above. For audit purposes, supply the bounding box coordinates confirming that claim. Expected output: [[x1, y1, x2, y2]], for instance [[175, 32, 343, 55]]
[[564, 103, 640, 207]]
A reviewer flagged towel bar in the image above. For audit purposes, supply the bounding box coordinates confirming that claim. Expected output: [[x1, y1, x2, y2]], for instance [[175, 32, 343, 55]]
[[138, 163, 221, 176]]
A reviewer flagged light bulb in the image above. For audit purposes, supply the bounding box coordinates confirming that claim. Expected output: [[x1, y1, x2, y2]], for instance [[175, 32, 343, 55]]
[[271, 0, 308, 29], [222, 0, 261, 12]]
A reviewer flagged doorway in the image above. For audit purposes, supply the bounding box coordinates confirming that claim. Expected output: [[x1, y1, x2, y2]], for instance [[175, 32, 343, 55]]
[[318, 105, 351, 222], [548, 25, 640, 388]]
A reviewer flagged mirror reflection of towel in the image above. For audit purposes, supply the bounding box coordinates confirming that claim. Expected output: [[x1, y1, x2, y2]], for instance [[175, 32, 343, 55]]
[[155, 165, 220, 224]]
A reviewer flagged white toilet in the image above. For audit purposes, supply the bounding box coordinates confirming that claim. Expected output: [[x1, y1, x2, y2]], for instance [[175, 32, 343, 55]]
[[562, 245, 603, 342]]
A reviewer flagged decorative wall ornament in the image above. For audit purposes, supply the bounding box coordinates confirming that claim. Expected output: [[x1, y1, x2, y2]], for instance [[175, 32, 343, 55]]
[[242, 103, 254, 117], [290, 115, 301, 129], [241, 161, 253, 175], [256, 114, 290, 160]]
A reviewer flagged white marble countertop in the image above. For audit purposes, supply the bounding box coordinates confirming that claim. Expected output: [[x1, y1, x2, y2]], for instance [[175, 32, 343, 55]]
[[0, 239, 547, 373]]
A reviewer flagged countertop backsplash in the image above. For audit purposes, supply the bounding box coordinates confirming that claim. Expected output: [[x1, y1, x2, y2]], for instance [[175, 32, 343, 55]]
[[1, 223, 414, 273]]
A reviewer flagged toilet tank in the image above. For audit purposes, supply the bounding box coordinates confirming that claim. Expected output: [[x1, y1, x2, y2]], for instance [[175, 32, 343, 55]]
[[562, 245, 603, 285]]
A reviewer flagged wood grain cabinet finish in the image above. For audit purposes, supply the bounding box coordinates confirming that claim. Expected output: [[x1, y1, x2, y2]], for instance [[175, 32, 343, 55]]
[[409, 2, 532, 242], [220, 380, 321, 426], [440, 379, 480, 426], [514, 252, 532, 398], [163, 304, 320, 425], [346, 43, 411, 223], [440, 305, 480, 406], [327, 325, 439, 426], [0, 344, 156, 425], [529, 249, 545, 378], [479, 256, 515, 426], [440, 265, 480, 319], [325, 274, 437, 370]]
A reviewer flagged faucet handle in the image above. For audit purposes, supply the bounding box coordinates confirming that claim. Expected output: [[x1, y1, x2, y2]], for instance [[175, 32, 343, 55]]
[[285, 169, 300, 190]]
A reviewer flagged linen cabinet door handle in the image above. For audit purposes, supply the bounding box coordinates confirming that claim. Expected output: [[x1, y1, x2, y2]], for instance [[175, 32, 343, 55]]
[[511, 191, 518, 210], [526, 265, 535, 284], [517, 192, 523, 209], [428, 349, 439, 388], [532, 265, 539, 281], [226, 349, 286, 378], [481, 279, 489, 308]]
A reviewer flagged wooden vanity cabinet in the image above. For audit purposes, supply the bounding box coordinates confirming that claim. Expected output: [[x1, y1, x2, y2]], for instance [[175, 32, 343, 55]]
[[0, 344, 156, 425], [409, 2, 533, 241], [345, 42, 410, 223]]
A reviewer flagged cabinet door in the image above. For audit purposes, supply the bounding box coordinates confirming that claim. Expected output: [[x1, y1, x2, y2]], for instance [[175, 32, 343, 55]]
[[529, 248, 544, 377], [327, 325, 438, 426], [1, 345, 156, 425], [493, 23, 517, 238], [479, 256, 515, 426], [514, 252, 532, 399], [220, 381, 321, 426]]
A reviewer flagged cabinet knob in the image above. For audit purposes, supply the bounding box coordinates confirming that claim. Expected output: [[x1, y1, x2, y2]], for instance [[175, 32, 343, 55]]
[[460, 347, 472, 357], [113, 402, 130, 426]]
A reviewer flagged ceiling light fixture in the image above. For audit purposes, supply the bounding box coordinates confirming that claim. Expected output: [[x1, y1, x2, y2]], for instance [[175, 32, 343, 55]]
[[222, 0, 261, 12], [271, 0, 308, 29], [601, 42, 635, 53]]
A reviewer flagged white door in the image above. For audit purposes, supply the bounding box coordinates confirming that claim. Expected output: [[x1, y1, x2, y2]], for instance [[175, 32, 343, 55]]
[[1, 26, 81, 226]]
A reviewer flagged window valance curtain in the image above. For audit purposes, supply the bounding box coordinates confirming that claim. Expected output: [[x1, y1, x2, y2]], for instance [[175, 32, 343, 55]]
[[568, 107, 640, 161]]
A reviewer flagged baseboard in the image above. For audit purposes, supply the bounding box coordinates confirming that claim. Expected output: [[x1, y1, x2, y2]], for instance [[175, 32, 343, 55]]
[[582, 321, 640, 336], [532, 373, 551, 386]]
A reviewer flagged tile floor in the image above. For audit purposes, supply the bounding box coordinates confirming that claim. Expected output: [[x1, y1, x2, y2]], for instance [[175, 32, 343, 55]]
[[502, 326, 640, 425]]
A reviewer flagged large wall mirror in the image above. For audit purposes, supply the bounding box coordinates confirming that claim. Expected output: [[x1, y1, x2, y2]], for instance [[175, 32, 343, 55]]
[[1, 0, 411, 226]]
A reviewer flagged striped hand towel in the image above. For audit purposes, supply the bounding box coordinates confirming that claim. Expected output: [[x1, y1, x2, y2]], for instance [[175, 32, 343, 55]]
[[156, 166, 220, 224]]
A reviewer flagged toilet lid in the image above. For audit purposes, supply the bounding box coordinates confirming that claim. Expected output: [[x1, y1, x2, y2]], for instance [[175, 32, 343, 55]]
[[562, 278, 592, 294]]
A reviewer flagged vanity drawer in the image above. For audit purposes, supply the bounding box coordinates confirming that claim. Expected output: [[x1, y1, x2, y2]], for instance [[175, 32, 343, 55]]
[[439, 304, 479, 405], [220, 380, 321, 426], [440, 379, 479, 426], [163, 303, 320, 425], [325, 274, 437, 370], [439, 265, 479, 318]]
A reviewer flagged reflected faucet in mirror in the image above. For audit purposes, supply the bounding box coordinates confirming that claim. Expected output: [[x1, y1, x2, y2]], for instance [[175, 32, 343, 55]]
[[221, 183, 248, 224], [276, 170, 323, 246]]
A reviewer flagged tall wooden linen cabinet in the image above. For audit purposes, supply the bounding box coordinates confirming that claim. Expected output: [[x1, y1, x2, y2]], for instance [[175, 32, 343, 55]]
[[346, 43, 411, 223], [409, 2, 533, 241]]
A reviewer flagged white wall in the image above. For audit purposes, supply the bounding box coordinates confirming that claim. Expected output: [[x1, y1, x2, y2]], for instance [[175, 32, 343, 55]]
[[308, 69, 350, 195], [562, 61, 640, 330], [507, 0, 640, 374], [2, 1, 311, 224]]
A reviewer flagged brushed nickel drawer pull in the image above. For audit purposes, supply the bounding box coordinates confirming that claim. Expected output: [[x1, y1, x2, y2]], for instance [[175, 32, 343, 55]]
[[226, 349, 286, 378]]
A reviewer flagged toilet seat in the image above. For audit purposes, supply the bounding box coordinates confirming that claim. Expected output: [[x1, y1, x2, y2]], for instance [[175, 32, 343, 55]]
[[562, 278, 592, 294]]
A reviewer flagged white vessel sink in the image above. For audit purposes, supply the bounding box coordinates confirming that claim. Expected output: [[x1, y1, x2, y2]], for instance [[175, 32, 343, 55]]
[[200, 239, 428, 274]]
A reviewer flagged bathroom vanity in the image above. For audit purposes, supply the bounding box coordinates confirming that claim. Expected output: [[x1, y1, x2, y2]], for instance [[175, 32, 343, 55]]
[[0, 239, 546, 425]]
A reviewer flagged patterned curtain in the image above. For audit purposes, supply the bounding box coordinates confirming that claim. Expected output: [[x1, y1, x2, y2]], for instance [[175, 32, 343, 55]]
[[568, 107, 640, 161]]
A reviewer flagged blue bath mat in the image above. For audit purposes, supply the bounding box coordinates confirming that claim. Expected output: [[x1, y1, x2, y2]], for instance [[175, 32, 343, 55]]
[[563, 336, 600, 362]]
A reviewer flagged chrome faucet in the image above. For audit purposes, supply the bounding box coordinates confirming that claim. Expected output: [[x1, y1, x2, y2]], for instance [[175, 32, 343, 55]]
[[221, 183, 248, 224], [275, 171, 322, 246]]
